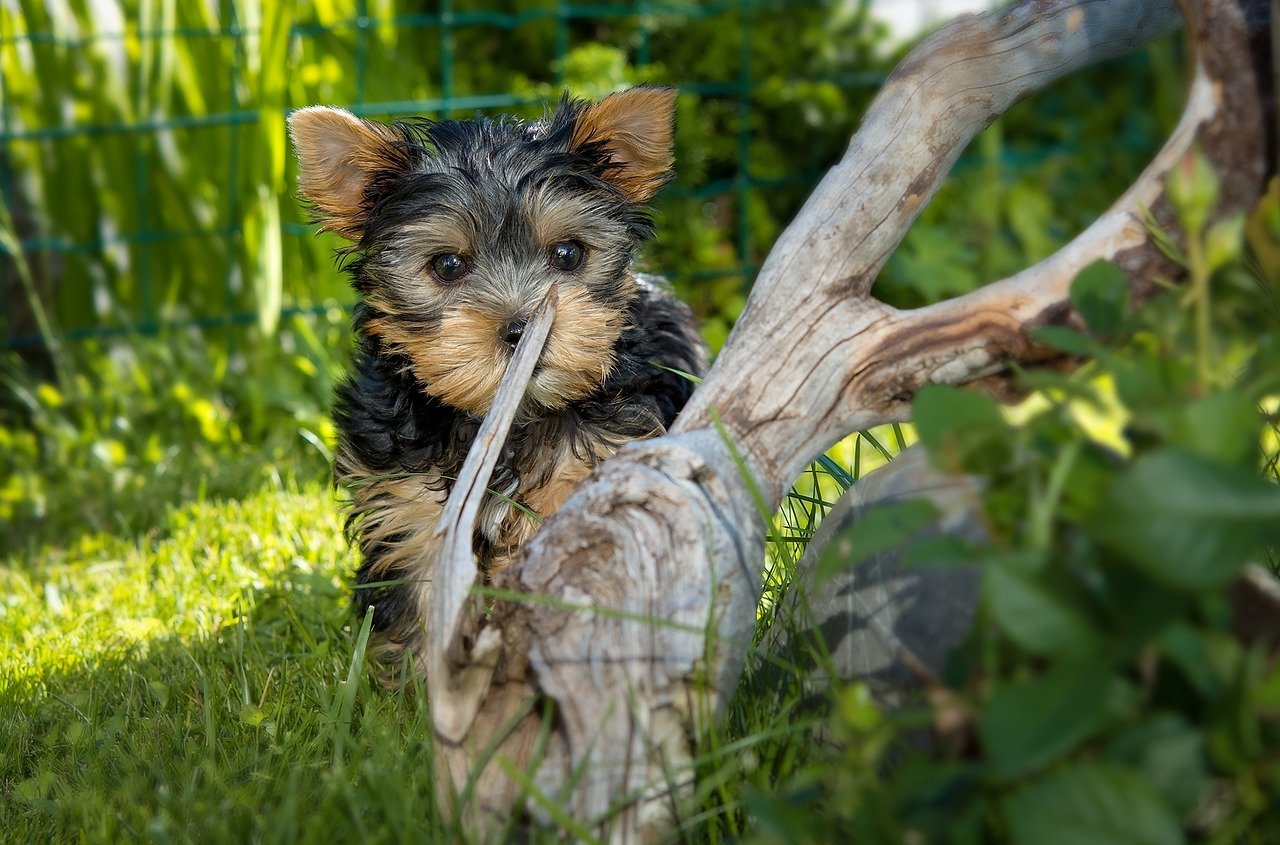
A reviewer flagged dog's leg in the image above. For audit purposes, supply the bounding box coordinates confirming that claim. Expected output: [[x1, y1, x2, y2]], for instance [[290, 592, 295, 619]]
[[346, 462, 446, 680]]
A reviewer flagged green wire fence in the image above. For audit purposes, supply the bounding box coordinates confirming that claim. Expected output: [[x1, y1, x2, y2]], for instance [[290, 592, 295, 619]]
[[0, 0, 1166, 351]]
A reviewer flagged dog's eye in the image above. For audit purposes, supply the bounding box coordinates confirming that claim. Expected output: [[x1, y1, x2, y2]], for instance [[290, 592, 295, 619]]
[[549, 241, 585, 272], [430, 253, 468, 284]]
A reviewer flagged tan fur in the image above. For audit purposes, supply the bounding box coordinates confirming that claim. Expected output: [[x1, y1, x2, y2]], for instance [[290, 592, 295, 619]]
[[337, 448, 445, 676], [570, 88, 677, 202], [370, 284, 626, 416], [528, 285, 626, 410], [368, 308, 508, 415], [287, 106, 408, 240], [522, 451, 597, 521]]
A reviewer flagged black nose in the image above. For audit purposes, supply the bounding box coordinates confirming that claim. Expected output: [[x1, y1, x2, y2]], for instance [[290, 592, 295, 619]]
[[501, 319, 526, 348]]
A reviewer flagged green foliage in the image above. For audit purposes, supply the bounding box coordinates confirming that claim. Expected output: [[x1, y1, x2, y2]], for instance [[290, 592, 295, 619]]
[[0, 309, 345, 554], [0, 0, 888, 351], [914, 385, 1010, 473], [1, 1, 1176, 356], [876, 36, 1183, 308], [982, 550, 1098, 657], [1071, 259, 1131, 339], [1094, 450, 1280, 588], [751, 172, 1280, 840], [1005, 763, 1185, 845]]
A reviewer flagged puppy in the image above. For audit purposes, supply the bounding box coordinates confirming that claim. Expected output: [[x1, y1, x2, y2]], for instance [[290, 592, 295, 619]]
[[288, 87, 707, 675]]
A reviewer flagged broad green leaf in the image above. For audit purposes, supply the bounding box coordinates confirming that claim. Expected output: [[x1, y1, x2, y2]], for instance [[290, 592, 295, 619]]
[[1110, 344, 1195, 412], [913, 386, 1010, 474], [1071, 260, 1130, 338], [984, 558, 1098, 656], [816, 499, 937, 581], [1167, 390, 1261, 466], [981, 661, 1111, 778], [1032, 325, 1104, 357], [1159, 623, 1223, 697], [1092, 449, 1280, 589], [1005, 763, 1184, 845], [1107, 715, 1207, 814], [1140, 729, 1207, 814]]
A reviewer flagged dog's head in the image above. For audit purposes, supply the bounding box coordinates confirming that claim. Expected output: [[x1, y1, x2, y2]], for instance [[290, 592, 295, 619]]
[[288, 87, 676, 415]]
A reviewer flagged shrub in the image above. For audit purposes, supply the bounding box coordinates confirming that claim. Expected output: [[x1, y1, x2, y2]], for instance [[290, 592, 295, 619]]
[[752, 163, 1280, 843]]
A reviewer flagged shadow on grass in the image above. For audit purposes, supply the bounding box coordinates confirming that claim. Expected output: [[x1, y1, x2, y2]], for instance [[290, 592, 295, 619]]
[[0, 578, 453, 842]]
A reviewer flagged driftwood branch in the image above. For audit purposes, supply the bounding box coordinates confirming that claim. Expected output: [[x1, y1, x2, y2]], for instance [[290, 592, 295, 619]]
[[429, 0, 1275, 839], [430, 288, 557, 744]]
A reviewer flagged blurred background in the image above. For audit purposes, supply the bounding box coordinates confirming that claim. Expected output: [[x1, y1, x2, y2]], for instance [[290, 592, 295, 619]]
[[0, 0, 1184, 553]]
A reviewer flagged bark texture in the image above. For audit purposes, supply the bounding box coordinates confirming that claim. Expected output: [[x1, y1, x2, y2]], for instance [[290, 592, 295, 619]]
[[427, 1, 1276, 840]]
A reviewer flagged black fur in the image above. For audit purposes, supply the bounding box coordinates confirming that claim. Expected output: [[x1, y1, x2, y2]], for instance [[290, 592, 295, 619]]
[[340, 277, 703, 637], [310, 93, 706, 652]]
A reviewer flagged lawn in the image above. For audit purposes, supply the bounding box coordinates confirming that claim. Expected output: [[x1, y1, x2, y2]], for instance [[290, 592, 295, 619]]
[[0, 482, 461, 842], [0, 419, 892, 841]]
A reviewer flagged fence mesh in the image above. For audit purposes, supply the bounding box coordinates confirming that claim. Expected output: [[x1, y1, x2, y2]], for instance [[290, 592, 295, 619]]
[[0, 0, 1156, 350]]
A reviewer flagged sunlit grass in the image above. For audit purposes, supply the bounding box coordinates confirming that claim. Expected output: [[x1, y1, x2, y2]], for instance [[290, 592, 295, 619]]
[[0, 484, 349, 687], [3, 483, 454, 841], [0, 418, 877, 841]]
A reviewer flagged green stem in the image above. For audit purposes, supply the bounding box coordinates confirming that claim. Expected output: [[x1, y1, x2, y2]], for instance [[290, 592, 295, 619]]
[[1187, 235, 1211, 391]]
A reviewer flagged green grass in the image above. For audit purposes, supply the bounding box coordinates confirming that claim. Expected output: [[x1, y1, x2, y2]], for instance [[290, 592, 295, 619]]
[[0, 419, 893, 841], [0, 482, 458, 841]]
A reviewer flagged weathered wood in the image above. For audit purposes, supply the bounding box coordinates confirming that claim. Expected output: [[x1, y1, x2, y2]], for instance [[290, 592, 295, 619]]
[[429, 0, 1275, 840], [429, 288, 557, 744]]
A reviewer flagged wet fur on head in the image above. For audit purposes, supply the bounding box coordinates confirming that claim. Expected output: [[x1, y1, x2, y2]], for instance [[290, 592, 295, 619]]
[[288, 88, 704, 678]]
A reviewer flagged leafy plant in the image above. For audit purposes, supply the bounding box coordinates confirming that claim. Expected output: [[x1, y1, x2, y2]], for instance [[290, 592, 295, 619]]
[[1, 0, 1178, 356], [752, 165, 1280, 841], [0, 0, 889, 350], [0, 309, 345, 555]]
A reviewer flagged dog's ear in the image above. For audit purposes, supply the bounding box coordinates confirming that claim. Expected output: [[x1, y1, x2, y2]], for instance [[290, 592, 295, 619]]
[[570, 87, 677, 202], [288, 106, 408, 240]]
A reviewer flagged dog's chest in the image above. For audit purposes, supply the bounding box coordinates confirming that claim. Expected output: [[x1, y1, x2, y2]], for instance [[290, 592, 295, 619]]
[[471, 423, 607, 570]]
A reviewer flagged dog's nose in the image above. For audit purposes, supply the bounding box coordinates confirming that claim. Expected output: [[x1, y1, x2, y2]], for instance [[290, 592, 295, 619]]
[[501, 318, 526, 348]]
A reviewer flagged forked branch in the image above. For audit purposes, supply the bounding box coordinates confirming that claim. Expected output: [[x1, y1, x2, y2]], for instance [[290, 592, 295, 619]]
[[428, 0, 1275, 840]]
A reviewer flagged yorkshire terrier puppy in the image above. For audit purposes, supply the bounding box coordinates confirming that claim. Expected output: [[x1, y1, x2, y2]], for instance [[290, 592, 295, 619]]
[[288, 87, 706, 673]]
